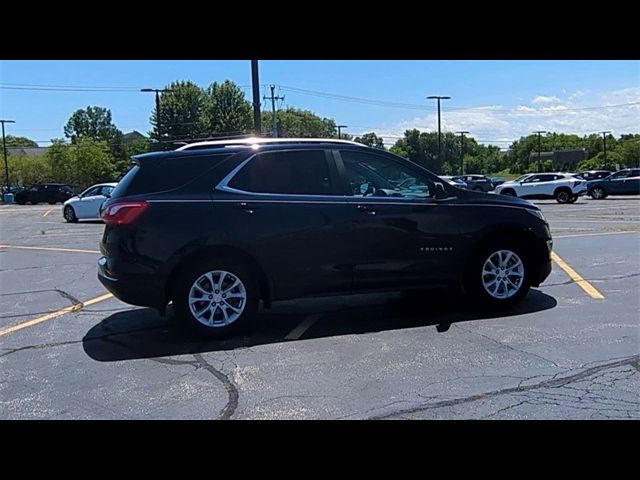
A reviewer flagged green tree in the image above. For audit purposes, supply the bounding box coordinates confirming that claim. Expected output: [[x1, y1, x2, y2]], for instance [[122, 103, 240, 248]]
[[8, 156, 52, 186], [619, 134, 640, 167], [150, 81, 208, 149], [262, 108, 337, 138], [205, 81, 252, 136], [3, 135, 38, 148], [46, 138, 116, 188], [354, 132, 385, 150], [64, 106, 121, 144]]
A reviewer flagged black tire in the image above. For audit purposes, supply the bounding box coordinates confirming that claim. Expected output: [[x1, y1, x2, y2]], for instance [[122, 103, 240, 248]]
[[464, 242, 531, 310], [15, 198, 26, 205], [554, 189, 572, 204], [473, 187, 484, 192], [501, 189, 517, 197], [590, 186, 607, 200], [48, 201, 57, 205], [567, 195, 578, 203], [63, 205, 78, 223], [173, 257, 259, 337]]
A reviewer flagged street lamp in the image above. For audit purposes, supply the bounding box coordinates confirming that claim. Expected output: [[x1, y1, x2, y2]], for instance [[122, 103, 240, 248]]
[[455, 131, 469, 175], [141, 88, 174, 148], [337, 125, 348, 140], [533, 130, 547, 172], [1, 119, 16, 195], [427, 95, 451, 172]]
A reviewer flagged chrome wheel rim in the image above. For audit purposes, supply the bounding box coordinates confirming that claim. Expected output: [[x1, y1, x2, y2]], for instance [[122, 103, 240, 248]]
[[188, 270, 246, 327], [482, 250, 525, 299]]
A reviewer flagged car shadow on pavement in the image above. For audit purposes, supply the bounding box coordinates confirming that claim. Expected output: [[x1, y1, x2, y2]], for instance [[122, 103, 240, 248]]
[[83, 289, 557, 362]]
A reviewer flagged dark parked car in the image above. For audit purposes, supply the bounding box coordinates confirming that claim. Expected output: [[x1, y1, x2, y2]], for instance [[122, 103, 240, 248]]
[[98, 138, 553, 337], [587, 168, 640, 199], [14, 183, 73, 205], [577, 170, 611, 181], [490, 177, 507, 189], [452, 174, 494, 192]]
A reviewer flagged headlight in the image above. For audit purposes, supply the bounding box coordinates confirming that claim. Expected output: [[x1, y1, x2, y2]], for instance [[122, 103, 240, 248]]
[[527, 209, 546, 222]]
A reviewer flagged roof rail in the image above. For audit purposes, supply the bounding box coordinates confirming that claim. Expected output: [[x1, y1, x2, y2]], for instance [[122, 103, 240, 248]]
[[175, 137, 364, 151]]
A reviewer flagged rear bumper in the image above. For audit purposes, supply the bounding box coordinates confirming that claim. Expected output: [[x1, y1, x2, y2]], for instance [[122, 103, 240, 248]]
[[98, 256, 166, 312]]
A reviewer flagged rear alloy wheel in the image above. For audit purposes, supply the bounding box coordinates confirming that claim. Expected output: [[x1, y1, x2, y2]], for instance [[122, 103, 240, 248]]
[[555, 190, 572, 204], [567, 195, 578, 203], [174, 259, 258, 337], [465, 245, 530, 308], [590, 187, 607, 200], [63, 205, 78, 223]]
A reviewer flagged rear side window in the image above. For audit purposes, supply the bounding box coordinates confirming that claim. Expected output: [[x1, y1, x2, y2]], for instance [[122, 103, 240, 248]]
[[228, 150, 333, 195], [111, 154, 230, 198]]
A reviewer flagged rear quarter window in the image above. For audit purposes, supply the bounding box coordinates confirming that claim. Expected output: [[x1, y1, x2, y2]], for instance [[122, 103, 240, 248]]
[[111, 154, 231, 198]]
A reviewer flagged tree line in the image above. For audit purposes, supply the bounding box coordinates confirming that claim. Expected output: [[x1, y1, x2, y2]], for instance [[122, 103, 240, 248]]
[[5, 79, 639, 189]]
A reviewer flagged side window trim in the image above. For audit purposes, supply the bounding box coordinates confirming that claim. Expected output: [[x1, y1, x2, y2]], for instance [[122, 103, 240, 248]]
[[215, 149, 345, 198]]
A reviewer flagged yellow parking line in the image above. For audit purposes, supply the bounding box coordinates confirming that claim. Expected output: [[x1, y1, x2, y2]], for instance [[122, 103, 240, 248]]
[[43, 208, 54, 217], [0, 244, 100, 254], [551, 251, 605, 300], [0, 293, 114, 337]]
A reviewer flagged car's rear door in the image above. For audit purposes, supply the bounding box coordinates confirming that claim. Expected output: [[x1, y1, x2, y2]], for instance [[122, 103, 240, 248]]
[[335, 148, 461, 291], [213, 148, 354, 300]]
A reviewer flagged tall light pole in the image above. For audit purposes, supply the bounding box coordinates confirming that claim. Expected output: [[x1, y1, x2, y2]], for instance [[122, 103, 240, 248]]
[[337, 125, 348, 140], [1, 119, 16, 193], [533, 130, 547, 172], [427, 95, 451, 173], [251, 60, 261, 134], [455, 131, 469, 175], [599, 131, 611, 167], [141, 88, 173, 148]]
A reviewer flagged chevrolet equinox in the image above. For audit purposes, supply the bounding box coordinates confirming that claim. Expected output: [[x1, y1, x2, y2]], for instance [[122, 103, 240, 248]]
[[98, 138, 553, 337]]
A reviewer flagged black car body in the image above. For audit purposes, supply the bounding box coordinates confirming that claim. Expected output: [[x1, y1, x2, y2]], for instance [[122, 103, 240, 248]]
[[587, 168, 640, 199], [452, 175, 494, 192], [98, 139, 553, 336], [577, 170, 611, 181], [14, 183, 73, 205]]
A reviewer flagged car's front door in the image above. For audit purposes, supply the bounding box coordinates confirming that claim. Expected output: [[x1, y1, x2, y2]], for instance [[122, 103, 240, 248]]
[[75, 186, 102, 218], [214, 148, 354, 300], [607, 171, 632, 194], [335, 149, 461, 291]]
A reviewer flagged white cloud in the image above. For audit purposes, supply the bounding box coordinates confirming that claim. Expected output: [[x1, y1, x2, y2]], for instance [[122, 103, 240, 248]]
[[367, 87, 640, 148], [532, 95, 561, 105]]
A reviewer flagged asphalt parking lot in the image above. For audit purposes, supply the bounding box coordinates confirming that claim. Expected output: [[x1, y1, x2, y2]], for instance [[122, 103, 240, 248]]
[[1, 197, 639, 419]]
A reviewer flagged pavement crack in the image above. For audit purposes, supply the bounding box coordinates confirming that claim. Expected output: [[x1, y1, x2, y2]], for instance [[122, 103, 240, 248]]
[[452, 323, 560, 367], [370, 354, 639, 419], [192, 353, 239, 420], [55, 289, 81, 306]]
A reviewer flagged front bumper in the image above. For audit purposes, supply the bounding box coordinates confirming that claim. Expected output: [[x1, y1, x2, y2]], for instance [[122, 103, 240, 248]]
[[98, 256, 166, 312]]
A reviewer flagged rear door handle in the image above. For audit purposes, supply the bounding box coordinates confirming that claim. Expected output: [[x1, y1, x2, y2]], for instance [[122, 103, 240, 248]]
[[357, 204, 377, 215], [234, 202, 258, 213]]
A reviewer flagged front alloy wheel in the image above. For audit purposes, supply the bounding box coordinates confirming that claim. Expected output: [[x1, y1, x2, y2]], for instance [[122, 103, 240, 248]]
[[590, 187, 606, 200], [482, 250, 525, 300], [64, 205, 78, 223]]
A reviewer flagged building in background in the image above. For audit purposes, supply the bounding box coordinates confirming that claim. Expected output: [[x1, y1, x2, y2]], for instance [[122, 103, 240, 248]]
[[529, 149, 588, 171]]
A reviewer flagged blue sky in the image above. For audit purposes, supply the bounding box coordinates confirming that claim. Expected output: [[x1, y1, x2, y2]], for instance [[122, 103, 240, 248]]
[[1, 60, 638, 147]]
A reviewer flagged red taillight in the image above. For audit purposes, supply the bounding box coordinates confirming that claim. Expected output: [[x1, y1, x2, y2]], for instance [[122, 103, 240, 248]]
[[101, 201, 150, 225]]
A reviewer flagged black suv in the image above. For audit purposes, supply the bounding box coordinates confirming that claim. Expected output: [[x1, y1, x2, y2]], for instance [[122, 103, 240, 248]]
[[14, 183, 73, 205], [98, 138, 553, 336], [451, 175, 494, 192]]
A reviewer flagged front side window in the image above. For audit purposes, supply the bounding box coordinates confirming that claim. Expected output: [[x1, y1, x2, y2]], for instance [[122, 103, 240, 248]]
[[340, 150, 434, 199], [101, 186, 114, 196], [523, 175, 542, 183], [611, 171, 631, 180], [82, 187, 100, 197], [228, 150, 333, 195]]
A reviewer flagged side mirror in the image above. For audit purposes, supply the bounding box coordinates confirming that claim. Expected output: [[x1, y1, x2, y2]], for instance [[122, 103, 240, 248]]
[[433, 182, 448, 199]]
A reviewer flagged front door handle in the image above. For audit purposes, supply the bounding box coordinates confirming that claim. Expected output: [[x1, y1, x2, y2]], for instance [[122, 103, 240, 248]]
[[357, 204, 377, 215], [234, 202, 257, 214]]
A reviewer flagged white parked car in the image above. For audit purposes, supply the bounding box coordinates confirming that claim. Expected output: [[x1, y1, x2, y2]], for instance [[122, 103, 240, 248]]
[[63, 183, 117, 223], [494, 173, 586, 204]]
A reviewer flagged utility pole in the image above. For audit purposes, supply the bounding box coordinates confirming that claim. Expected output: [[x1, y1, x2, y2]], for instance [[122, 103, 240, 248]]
[[337, 125, 348, 140], [263, 85, 285, 137], [456, 131, 469, 175], [533, 131, 547, 173], [427, 95, 451, 173], [141, 88, 174, 148], [251, 60, 261, 134], [1, 119, 16, 195], [599, 131, 611, 167]]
